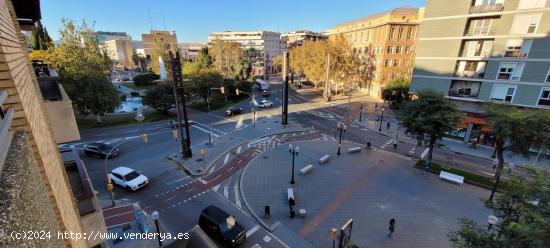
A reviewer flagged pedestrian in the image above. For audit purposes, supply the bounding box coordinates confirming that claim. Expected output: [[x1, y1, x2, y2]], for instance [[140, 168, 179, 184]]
[[388, 218, 396, 238], [387, 122, 390, 129], [492, 158, 498, 170], [393, 143, 397, 150]]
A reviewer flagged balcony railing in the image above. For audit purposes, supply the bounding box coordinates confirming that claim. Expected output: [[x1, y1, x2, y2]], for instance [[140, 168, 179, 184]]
[[454, 71, 485, 79], [504, 50, 527, 58], [448, 89, 479, 98], [469, 4, 504, 14], [464, 29, 497, 36], [461, 50, 491, 58], [0, 90, 14, 170]]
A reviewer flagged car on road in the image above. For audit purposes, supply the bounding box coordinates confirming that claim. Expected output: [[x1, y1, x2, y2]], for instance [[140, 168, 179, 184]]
[[199, 205, 246, 247], [262, 90, 269, 97], [255, 99, 273, 108], [225, 107, 243, 116], [84, 142, 119, 158], [109, 166, 149, 191]]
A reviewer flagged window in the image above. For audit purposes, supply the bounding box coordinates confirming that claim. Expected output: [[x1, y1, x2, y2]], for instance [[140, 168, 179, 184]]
[[387, 46, 394, 54], [491, 84, 516, 102], [389, 27, 396, 40], [497, 62, 525, 81], [385, 59, 392, 67], [538, 88, 550, 106], [404, 46, 411, 54], [393, 59, 400, 67], [469, 18, 492, 35], [511, 13, 542, 34], [462, 40, 493, 57], [449, 80, 481, 98], [518, 0, 547, 9], [398, 27, 404, 40], [407, 27, 414, 40], [504, 39, 532, 57], [396, 46, 403, 54]]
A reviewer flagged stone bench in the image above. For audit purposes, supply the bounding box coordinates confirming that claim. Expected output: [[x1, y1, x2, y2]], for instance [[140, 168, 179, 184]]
[[439, 171, 464, 186], [300, 165, 314, 175], [347, 147, 362, 153], [319, 154, 331, 164]]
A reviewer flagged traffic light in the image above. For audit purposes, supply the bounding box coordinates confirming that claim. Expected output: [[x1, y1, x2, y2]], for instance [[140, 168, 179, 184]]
[[235, 89, 240, 96], [142, 133, 148, 143], [172, 130, 178, 140], [220, 86, 225, 94]]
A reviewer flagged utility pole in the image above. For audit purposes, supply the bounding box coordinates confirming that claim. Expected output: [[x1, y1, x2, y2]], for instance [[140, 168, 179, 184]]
[[282, 51, 289, 126], [325, 53, 331, 102], [170, 51, 192, 158]]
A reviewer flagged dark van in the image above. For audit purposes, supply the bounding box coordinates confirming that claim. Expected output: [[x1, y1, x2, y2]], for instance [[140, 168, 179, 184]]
[[199, 206, 246, 247]]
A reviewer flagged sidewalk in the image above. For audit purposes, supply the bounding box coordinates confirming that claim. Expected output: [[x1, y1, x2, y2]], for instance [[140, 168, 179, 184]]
[[167, 118, 307, 176]]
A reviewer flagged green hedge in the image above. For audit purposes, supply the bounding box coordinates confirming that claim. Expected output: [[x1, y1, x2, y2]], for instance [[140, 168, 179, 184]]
[[133, 73, 160, 86], [416, 160, 513, 192]]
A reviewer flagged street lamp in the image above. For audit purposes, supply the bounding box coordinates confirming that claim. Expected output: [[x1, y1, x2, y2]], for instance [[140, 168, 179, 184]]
[[378, 108, 385, 132], [487, 214, 498, 231], [151, 211, 162, 246], [359, 101, 363, 122], [337, 123, 347, 156], [289, 145, 299, 185]]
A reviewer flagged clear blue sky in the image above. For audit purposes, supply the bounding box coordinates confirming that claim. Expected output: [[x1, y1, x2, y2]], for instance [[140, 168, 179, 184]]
[[41, 0, 426, 43]]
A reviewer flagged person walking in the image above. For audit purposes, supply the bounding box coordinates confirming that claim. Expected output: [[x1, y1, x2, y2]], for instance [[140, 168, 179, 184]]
[[388, 218, 396, 238]]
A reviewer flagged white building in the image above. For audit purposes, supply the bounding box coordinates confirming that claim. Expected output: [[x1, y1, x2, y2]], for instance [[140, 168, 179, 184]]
[[178, 43, 206, 61], [208, 30, 286, 74]]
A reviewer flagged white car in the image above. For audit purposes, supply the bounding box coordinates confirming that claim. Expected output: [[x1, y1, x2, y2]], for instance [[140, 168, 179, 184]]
[[109, 166, 148, 191], [256, 99, 273, 108]]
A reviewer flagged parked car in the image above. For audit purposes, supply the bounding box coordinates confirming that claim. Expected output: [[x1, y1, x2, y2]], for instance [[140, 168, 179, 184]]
[[225, 107, 243, 116], [256, 99, 273, 108], [199, 205, 246, 247], [109, 166, 149, 191], [84, 142, 119, 158], [262, 90, 269, 97]]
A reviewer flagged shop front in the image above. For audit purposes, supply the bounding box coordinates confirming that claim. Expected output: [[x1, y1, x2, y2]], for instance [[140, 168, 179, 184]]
[[446, 112, 495, 146]]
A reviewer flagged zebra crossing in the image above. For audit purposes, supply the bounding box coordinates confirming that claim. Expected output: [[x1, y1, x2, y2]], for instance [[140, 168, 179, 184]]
[[380, 138, 394, 149]]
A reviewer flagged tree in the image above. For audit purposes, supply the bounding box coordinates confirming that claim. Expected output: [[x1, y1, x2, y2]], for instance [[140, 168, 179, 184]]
[[148, 34, 172, 75], [30, 20, 52, 50], [186, 70, 223, 101], [182, 47, 213, 75], [210, 39, 243, 78], [485, 104, 550, 201], [49, 19, 120, 122], [449, 167, 550, 247], [381, 78, 411, 108], [28, 50, 51, 61], [398, 89, 462, 163], [142, 82, 175, 115]]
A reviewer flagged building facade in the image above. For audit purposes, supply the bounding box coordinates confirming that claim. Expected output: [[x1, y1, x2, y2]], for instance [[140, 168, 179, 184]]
[[141, 30, 178, 60], [411, 0, 550, 144], [94, 31, 132, 44], [104, 39, 135, 68], [208, 31, 286, 75], [281, 30, 328, 48], [327, 8, 420, 97], [178, 42, 206, 61]]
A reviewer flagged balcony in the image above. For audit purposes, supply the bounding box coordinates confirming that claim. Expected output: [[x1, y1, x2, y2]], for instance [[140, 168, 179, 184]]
[[504, 50, 527, 58], [469, 4, 504, 14], [454, 71, 485, 79], [464, 29, 497, 37], [448, 81, 481, 98]]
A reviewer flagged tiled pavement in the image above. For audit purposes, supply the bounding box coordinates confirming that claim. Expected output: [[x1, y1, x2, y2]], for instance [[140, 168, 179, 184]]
[[241, 140, 490, 248]]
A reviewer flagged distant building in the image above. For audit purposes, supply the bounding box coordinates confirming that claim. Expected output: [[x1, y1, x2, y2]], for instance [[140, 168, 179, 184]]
[[94, 31, 132, 44], [104, 39, 135, 68], [327, 7, 420, 97], [178, 43, 206, 61], [141, 30, 178, 60], [281, 30, 328, 48], [208, 30, 286, 75]]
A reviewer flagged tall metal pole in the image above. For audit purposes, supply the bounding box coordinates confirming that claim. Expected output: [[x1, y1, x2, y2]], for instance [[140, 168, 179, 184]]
[[291, 151, 295, 184], [325, 53, 331, 101], [282, 51, 289, 126], [170, 51, 192, 158], [379, 108, 384, 132]]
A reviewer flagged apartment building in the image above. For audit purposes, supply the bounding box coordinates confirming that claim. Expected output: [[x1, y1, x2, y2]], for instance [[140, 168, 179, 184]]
[[104, 39, 135, 68], [94, 31, 132, 44], [178, 42, 206, 61], [141, 30, 178, 60], [1, 0, 106, 247], [281, 30, 328, 48], [411, 0, 550, 144], [327, 8, 420, 97], [208, 30, 286, 74]]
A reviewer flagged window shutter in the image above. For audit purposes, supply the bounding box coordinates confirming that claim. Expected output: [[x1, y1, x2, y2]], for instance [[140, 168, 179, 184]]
[[511, 15, 530, 34], [491, 84, 508, 100], [512, 63, 525, 80]]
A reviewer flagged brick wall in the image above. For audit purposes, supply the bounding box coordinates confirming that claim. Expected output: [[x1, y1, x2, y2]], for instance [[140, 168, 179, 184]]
[[0, 0, 86, 247]]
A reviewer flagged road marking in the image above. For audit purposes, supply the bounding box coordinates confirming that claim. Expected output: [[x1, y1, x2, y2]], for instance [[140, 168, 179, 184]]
[[420, 148, 429, 159], [166, 196, 175, 202], [192, 125, 220, 137], [236, 146, 242, 154], [212, 184, 220, 192], [234, 182, 242, 208], [248, 136, 270, 146], [263, 235, 272, 243], [165, 177, 189, 186], [246, 225, 260, 238], [223, 153, 230, 165], [223, 179, 231, 198]]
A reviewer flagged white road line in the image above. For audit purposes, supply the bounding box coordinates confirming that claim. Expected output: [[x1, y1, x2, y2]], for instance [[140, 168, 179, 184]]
[[191, 125, 220, 137], [246, 225, 260, 238], [223, 178, 231, 198], [212, 184, 220, 192], [165, 177, 189, 186], [249, 136, 270, 146], [420, 148, 429, 159], [263, 235, 272, 243], [236, 146, 242, 154], [224, 153, 230, 165], [234, 182, 242, 208]]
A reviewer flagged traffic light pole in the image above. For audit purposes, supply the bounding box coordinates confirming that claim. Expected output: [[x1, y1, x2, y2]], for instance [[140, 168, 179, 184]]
[[282, 52, 289, 126], [170, 51, 192, 158]]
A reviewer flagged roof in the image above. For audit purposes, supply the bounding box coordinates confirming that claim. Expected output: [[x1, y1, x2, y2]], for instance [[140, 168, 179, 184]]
[[13, 0, 41, 24], [112, 166, 133, 175], [331, 7, 419, 29]]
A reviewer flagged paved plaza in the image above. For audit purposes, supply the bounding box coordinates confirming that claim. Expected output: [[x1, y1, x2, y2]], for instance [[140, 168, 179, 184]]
[[241, 140, 491, 247]]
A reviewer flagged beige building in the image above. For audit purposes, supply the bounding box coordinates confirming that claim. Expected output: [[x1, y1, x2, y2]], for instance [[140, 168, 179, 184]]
[[1, 0, 106, 247], [104, 39, 135, 68], [327, 7, 420, 97], [141, 30, 178, 60], [281, 30, 328, 48]]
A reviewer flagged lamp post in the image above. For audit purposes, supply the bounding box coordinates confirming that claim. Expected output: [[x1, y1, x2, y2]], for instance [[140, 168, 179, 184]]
[[487, 214, 498, 231], [359, 101, 363, 122], [337, 122, 347, 156], [151, 211, 162, 247], [289, 145, 299, 184], [207, 86, 225, 113], [378, 108, 385, 132], [104, 144, 122, 207]]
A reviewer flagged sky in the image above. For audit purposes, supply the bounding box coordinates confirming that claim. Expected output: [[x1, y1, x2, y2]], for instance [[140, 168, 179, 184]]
[[41, 0, 426, 43]]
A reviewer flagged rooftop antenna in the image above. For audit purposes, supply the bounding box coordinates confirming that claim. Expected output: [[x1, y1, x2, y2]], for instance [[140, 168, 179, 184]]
[[148, 8, 153, 31]]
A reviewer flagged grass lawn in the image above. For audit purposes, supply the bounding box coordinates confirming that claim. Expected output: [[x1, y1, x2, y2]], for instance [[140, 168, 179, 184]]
[[416, 160, 514, 192], [190, 95, 249, 112], [76, 111, 175, 129]]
